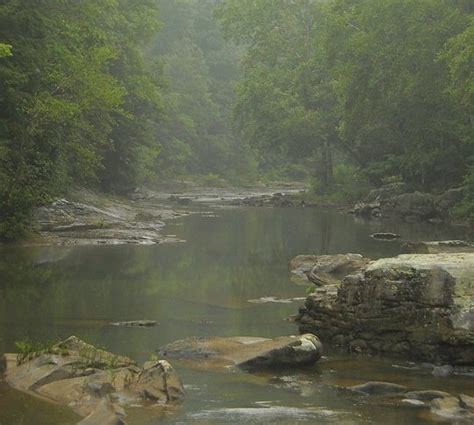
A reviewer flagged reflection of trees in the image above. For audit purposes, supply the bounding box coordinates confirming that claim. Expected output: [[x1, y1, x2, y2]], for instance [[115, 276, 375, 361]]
[[318, 213, 332, 254], [0, 208, 467, 354]]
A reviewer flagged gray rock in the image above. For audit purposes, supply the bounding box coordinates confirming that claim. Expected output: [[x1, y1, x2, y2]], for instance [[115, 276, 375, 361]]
[[432, 365, 454, 377], [110, 320, 158, 328], [295, 253, 474, 364], [370, 232, 400, 240], [402, 398, 425, 406], [382, 192, 436, 220], [159, 334, 322, 370], [289, 254, 369, 286], [435, 187, 465, 217], [405, 390, 450, 401], [348, 381, 408, 396]]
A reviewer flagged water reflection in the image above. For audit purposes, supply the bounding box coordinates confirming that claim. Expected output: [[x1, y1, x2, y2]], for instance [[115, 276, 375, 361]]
[[0, 208, 470, 424]]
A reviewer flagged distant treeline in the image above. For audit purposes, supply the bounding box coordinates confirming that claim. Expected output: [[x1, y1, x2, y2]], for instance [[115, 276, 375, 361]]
[[0, 0, 255, 239], [0, 0, 473, 239], [218, 0, 473, 206]]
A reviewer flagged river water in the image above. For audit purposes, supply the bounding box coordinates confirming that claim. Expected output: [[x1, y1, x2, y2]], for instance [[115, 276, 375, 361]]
[[0, 207, 472, 424]]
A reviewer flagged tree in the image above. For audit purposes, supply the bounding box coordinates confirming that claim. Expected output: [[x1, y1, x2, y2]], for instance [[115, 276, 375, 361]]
[[0, 0, 163, 238], [218, 0, 340, 191]]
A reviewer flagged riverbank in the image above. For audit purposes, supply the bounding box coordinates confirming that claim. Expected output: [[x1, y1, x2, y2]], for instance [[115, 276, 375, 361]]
[[25, 183, 309, 246]]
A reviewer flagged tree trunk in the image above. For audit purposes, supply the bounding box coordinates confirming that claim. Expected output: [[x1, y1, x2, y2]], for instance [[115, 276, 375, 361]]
[[319, 138, 334, 194]]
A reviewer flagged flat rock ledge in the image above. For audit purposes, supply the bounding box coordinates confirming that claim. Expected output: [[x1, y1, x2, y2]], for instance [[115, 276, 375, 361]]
[[158, 334, 322, 370], [293, 253, 474, 364], [1, 336, 184, 425]]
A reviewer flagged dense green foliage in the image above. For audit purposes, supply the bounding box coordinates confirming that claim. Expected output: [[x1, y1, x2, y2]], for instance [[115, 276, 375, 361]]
[[150, 0, 257, 183], [0, 0, 163, 238], [0, 0, 473, 239], [218, 0, 473, 196]]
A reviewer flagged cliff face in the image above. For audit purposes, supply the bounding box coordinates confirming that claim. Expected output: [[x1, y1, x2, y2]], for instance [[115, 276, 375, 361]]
[[294, 253, 474, 364]]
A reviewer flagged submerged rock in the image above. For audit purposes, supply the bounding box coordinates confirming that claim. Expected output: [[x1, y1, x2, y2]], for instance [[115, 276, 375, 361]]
[[370, 232, 400, 241], [295, 252, 474, 364], [348, 381, 408, 396], [405, 390, 451, 401], [110, 320, 158, 328], [159, 334, 322, 370], [2, 336, 184, 425]]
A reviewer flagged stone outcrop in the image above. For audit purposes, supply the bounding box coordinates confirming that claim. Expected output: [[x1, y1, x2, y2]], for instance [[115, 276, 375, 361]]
[[33, 190, 187, 246], [1, 336, 184, 425], [351, 185, 465, 222], [158, 334, 322, 370], [294, 253, 474, 364]]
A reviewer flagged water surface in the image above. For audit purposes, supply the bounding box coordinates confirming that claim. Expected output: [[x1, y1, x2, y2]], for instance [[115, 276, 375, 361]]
[[0, 208, 471, 424]]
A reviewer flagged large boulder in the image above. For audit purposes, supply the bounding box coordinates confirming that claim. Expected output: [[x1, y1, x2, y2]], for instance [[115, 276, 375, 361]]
[[381, 191, 437, 220], [159, 334, 322, 370], [295, 253, 474, 364], [2, 336, 184, 424], [435, 187, 465, 218], [351, 185, 455, 222]]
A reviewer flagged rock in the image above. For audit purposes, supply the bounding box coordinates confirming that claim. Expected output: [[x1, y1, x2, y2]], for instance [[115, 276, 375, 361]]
[[0, 353, 6, 375], [402, 398, 425, 406], [348, 381, 408, 396], [159, 334, 322, 370], [289, 254, 369, 286], [3, 336, 184, 423], [370, 232, 400, 241], [77, 399, 126, 425], [430, 395, 474, 421], [432, 365, 454, 377], [132, 360, 184, 403], [459, 394, 474, 413], [405, 390, 450, 401], [110, 320, 158, 328], [351, 185, 452, 222], [295, 252, 474, 364], [435, 187, 465, 217], [402, 240, 474, 254], [33, 192, 176, 246]]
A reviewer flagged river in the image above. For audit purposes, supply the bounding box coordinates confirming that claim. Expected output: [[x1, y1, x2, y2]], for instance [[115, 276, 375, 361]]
[[0, 207, 472, 424]]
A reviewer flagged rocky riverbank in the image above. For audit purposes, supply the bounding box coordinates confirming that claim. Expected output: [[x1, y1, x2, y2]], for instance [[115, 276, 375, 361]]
[[30, 185, 312, 246], [292, 250, 474, 364], [350, 183, 465, 223], [32, 189, 190, 246]]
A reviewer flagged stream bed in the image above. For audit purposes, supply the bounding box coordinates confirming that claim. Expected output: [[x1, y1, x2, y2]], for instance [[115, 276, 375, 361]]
[[0, 207, 472, 424]]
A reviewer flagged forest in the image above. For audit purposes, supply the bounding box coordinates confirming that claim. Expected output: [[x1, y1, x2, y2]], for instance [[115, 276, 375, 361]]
[[0, 0, 473, 240]]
